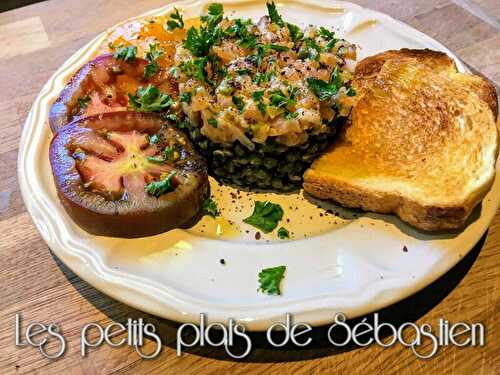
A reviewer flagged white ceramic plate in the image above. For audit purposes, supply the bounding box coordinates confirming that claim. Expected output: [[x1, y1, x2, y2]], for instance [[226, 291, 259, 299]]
[[19, 0, 500, 330]]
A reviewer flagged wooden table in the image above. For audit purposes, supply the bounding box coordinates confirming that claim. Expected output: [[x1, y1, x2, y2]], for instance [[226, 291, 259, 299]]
[[0, 0, 499, 373]]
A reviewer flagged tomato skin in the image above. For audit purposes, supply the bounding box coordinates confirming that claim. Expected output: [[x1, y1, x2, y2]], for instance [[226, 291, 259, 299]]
[[49, 112, 208, 238]]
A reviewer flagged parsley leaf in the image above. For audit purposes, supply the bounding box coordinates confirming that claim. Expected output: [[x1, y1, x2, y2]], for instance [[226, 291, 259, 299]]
[[236, 68, 250, 76], [318, 26, 335, 40], [78, 96, 91, 109], [145, 42, 164, 62], [319, 26, 338, 51], [232, 95, 245, 111], [183, 28, 208, 57], [269, 89, 295, 109], [148, 134, 160, 145], [163, 113, 178, 122], [266, 1, 284, 27], [287, 23, 303, 42], [208, 118, 218, 128], [181, 57, 209, 82], [249, 44, 289, 67], [147, 146, 175, 164], [307, 67, 342, 101], [180, 92, 192, 103], [128, 85, 174, 112], [201, 3, 224, 30], [284, 111, 298, 119], [226, 19, 257, 49], [166, 7, 184, 30], [252, 90, 266, 114], [252, 90, 265, 101], [145, 171, 177, 197], [277, 227, 290, 239], [113, 45, 137, 62], [258, 265, 286, 295], [143, 43, 164, 78], [265, 44, 289, 52], [202, 198, 219, 217], [144, 62, 159, 79], [244, 201, 284, 233], [184, 3, 224, 56], [183, 26, 223, 57], [253, 71, 274, 84], [303, 38, 322, 60]]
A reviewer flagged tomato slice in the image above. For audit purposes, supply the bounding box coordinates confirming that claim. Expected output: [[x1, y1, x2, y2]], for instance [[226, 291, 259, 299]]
[[49, 54, 177, 133], [49, 112, 208, 238]]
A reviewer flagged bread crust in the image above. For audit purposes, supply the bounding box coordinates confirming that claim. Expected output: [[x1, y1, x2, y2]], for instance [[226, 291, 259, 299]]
[[304, 49, 499, 231], [303, 170, 493, 231]]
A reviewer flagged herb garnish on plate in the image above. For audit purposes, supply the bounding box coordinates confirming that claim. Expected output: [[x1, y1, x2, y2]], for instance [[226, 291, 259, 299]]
[[258, 265, 286, 295], [128, 85, 174, 112], [202, 198, 220, 217], [244, 201, 284, 233], [145, 171, 177, 197]]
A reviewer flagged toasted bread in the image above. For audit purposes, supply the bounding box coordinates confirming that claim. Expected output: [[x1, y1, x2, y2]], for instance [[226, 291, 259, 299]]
[[304, 49, 499, 231]]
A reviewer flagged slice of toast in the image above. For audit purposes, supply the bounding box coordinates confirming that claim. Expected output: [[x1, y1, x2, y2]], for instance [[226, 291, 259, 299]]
[[303, 49, 499, 231]]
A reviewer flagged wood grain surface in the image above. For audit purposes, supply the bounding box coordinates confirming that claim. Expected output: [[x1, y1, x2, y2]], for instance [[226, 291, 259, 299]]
[[0, 0, 499, 374]]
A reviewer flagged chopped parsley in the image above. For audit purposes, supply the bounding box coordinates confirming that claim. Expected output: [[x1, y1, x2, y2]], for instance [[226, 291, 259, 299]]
[[319, 26, 338, 51], [307, 66, 343, 101], [162, 113, 178, 122], [264, 44, 290, 52], [146, 42, 164, 62], [201, 3, 224, 30], [144, 63, 159, 79], [144, 42, 164, 79], [253, 71, 274, 85], [252, 90, 265, 101], [147, 146, 175, 164], [287, 23, 303, 42], [258, 265, 286, 295], [303, 38, 322, 60], [128, 85, 174, 112], [267, 2, 284, 27], [145, 171, 177, 197], [226, 18, 257, 49], [236, 68, 250, 76], [249, 44, 289, 67], [277, 227, 290, 239], [77, 96, 91, 109], [232, 95, 245, 112], [148, 134, 160, 145], [202, 198, 219, 217], [181, 57, 209, 82], [113, 45, 137, 62], [252, 90, 266, 114], [284, 111, 298, 119], [182, 5, 225, 57], [269, 89, 295, 109], [208, 118, 218, 128], [267, 1, 303, 44], [166, 7, 184, 30], [244, 201, 284, 233], [184, 26, 220, 57], [180, 92, 192, 103]]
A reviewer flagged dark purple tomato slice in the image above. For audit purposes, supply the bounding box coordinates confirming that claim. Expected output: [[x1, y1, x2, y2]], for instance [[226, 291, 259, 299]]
[[49, 111, 208, 238], [48, 54, 178, 133]]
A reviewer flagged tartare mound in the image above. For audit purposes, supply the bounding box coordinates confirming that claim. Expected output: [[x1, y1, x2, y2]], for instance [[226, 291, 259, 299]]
[[171, 2, 357, 189]]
